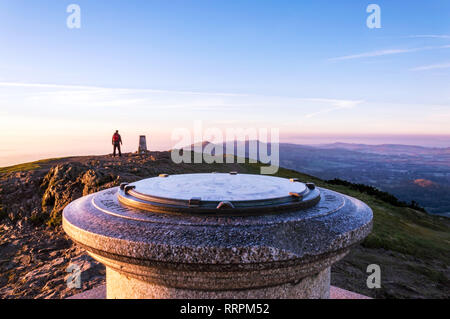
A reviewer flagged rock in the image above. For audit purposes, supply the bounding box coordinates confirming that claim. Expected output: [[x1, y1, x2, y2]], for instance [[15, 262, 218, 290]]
[[18, 255, 32, 266], [17, 220, 24, 229]]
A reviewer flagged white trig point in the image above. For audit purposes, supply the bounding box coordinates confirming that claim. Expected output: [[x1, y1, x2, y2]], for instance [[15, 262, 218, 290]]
[[139, 135, 148, 153]]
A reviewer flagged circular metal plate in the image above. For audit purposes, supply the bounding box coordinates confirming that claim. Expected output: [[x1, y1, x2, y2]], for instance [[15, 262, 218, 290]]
[[133, 173, 306, 201], [118, 173, 320, 215]]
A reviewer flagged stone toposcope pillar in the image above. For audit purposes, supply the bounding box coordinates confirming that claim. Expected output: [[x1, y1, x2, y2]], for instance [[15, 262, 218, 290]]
[[138, 135, 147, 153], [63, 173, 372, 299]]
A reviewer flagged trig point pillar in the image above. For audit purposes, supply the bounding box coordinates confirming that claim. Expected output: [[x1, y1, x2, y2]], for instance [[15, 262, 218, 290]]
[[138, 135, 147, 153], [63, 173, 373, 299]]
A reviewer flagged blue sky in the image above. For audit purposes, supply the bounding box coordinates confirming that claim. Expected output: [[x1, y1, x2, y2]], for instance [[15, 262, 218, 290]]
[[0, 1, 449, 165]]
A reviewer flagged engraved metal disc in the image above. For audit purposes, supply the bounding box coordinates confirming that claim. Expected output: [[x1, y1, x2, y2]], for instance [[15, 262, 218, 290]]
[[117, 173, 320, 216]]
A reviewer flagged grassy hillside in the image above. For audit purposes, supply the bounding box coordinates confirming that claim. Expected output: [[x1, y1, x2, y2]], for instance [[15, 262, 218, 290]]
[[0, 158, 65, 174], [245, 163, 449, 264]]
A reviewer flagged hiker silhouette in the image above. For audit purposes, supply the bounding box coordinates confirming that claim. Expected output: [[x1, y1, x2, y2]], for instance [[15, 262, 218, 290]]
[[112, 130, 122, 157]]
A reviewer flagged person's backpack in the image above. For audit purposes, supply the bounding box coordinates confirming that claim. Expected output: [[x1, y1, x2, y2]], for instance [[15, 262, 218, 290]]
[[113, 133, 120, 143]]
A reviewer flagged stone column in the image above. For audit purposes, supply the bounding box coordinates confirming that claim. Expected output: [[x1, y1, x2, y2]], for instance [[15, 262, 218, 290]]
[[138, 135, 147, 153]]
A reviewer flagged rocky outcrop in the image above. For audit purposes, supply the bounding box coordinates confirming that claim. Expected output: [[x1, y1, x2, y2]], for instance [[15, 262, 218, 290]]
[[0, 171, 44, 223], [0, 152, 179, 226], [0, 152, 244, 299], [40, 163, 120, 226]]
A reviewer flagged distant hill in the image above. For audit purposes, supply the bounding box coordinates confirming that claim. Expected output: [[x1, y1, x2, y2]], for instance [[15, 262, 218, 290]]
[[0, 152, 449, 299], [287, 142, 450, 217]]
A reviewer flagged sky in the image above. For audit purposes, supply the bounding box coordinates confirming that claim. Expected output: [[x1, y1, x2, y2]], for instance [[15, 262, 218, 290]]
[[0, 0, 449, 166]]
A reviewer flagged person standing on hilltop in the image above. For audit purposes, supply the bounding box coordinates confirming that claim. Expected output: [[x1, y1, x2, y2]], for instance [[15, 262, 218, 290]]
[[112, 130, 122, 157]]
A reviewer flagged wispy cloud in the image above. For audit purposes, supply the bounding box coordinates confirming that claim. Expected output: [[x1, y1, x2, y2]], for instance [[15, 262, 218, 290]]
[[411, 62, 450, 71], [408, 35, 450, 39], [329, 45, 450, 61], [304, 99, 364, 118], [0, 81, 365, 118], [0, 82, 246, 97]]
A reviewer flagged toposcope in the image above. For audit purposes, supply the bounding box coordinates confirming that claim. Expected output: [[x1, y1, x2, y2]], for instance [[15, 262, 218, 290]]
[[63, 173, 373, 299]]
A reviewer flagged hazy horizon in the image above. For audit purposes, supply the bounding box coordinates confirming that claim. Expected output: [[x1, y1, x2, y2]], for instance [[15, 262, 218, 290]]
[[2, 134, 450, 168]]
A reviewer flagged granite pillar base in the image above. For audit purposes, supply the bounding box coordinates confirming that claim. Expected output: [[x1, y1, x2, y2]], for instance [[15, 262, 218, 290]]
[[106, 267, 331, 299]]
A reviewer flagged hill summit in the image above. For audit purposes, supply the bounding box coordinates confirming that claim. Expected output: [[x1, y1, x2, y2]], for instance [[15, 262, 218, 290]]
[[0, 152, 448, 299]]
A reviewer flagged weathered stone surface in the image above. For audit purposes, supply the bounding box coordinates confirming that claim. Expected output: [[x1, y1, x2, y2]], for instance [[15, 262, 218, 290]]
[[63, 173, 373, 298], [69, 283, 371, 299], [0, 223, 105, 299], [106, 267, 331, 299], [138, 136, 148, 153]]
